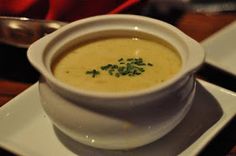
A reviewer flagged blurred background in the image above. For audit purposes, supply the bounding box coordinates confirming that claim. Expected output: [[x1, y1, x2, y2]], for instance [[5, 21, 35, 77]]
[[0, 0, 236, 83], [0, 0, 236, 155]]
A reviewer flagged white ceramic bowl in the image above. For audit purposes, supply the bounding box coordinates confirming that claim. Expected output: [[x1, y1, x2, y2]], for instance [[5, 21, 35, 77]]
[[27, 15, 205, 150]]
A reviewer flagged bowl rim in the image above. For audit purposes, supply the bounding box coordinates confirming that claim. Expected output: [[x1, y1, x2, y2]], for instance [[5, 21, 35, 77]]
[[28, 14, 204, 99]]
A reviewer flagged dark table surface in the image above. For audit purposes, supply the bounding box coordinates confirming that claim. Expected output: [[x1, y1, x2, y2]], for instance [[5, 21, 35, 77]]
[[0, 11, 236, 156]]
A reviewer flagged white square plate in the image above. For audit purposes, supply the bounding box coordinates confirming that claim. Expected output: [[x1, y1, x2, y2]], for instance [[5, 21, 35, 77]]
[[201, 21, 236, 76], [0, 79, 235, 156]]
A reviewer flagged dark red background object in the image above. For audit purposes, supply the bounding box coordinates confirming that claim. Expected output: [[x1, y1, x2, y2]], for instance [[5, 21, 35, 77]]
[[0, 0, 143, 21]]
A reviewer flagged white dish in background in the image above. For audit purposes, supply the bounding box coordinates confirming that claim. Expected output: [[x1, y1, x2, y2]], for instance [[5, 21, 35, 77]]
[[0, 79, 235, 156], [201, 21, 236, 76]]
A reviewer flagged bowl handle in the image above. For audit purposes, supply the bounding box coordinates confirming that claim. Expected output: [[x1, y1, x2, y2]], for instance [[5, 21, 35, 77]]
[[184, 36, 205, 75], [27, 34, 53, 75]]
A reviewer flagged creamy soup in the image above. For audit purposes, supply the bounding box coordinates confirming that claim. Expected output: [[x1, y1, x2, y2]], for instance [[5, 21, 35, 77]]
[[52, 37, 181, 92]]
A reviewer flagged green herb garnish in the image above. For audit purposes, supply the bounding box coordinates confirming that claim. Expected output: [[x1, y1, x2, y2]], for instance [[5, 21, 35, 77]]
[[115, 73, 120, 77], [118, 58, 124, 62], [101, 64, 112, 70], [85, 57, 153, 78], [86, 69, 100, 78]]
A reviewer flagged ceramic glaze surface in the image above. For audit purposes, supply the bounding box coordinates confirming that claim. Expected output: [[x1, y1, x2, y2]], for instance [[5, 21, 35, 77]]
[[39, 76, 195, 149]]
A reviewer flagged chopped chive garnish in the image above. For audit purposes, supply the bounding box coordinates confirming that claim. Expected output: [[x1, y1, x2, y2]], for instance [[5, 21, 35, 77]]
[[148, 63, 153, 66], [86, 69, 100, 78], [85, 57, 154, 78], [127, 58, 134, 61], [115, 73, 120, 77], [118, 58, 124, 62], [112, 65, 118, 69], [108, 69, 114, 75], [101, 64, 112, 70]]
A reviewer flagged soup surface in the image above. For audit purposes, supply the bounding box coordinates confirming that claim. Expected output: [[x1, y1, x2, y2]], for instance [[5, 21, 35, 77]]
[[53, 37, 181, 92]]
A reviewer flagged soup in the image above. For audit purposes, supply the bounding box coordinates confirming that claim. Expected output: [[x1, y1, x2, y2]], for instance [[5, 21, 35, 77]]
[[52, 37, 181, 92]]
